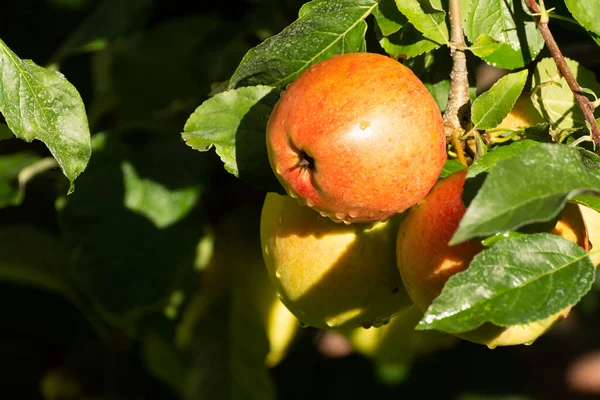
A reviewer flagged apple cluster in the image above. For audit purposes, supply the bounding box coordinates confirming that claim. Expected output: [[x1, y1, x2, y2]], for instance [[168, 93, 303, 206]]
[[259, 52, 593, 347]]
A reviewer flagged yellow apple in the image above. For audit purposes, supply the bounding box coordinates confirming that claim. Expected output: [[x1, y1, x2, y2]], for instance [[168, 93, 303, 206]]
[[396, 170, 589, 347], [266, 52, 446, 223], [579, 204, 600, 267], [260, 193, 412, 329]]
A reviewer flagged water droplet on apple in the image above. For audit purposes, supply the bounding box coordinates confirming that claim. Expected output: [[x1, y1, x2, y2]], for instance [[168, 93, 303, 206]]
[[306, 199, 315, 207], [359, 120, 370, 130], [487, 343, 497, 350], [275, 165, 282, 174], [264, 245, 270, 255], [523, 340, 534, 346], [335, 212, 346, 220], [288, 191, 297, 199], [275, 269, 282, 278], [298, 321, 308, 328], [361, 322, 373, 329], [348, 210, 359, 218], [342, 220, 351, 225], [319, 211, 329, 217]]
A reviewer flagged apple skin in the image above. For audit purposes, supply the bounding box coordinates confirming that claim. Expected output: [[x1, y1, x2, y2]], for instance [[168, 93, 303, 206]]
[[266, 52, 446, 223], [396, 170, 589, 347], [579, 204, 600, 267], [260, 192, 412, 329]]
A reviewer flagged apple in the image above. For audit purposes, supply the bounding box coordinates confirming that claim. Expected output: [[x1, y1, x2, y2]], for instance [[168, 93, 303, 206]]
[[342, 305, 456, 366], [396, 170, 589, 347], [260, 192, 412, 329], [579, 204, 600, 267], [266, 52, 447, 224]]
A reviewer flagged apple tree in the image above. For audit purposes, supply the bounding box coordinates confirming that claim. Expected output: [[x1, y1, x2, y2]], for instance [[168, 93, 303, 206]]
[[1, 0, 600, 399]]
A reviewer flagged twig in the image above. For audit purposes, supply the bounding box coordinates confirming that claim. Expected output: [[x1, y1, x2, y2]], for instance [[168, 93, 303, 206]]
[[525, 0, 600, 148], [443, 0, 471, 165]]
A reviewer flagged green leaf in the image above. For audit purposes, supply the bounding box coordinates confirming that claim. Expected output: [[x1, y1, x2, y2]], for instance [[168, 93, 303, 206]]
[[122, 161, 200, 229], [0, 152, 41, 207], [575, 194, 600, 213], [565, 0, 600, 37], [0, 39, 91, 191], [58, 133, 211, 325], [373, 0, 440, 58], [468, 34, 502, 58], [532, 57, 600, 131], [372, 0, 403, 36], [377, 20, 440, 59], [464, 0, 544, 69], [440, 160, 466, 178], [394, 0, 448, 45], [479, 43, 534, 70], [50, 0, 153, 65], [451, 143, 600, 244], [467, 140, 541, 178], [418, 233, 595, 334], [591, 31, 600, 47], [229, 0, 377, 89], [182, 85, 284, 193], [472, 70, 528, 130]]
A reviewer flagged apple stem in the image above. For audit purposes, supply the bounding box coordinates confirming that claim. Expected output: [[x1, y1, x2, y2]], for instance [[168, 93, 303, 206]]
[[443, 0, 471, 164], [525, 0, 600, 150]]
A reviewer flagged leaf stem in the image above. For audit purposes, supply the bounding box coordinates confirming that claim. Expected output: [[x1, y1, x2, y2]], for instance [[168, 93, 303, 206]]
[[525, 0, 600, 149], [443, 0, 471, 163]]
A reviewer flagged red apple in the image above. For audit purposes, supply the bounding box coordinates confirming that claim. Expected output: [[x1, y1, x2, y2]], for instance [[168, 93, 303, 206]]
[[266, 52, 447, 223], [396, 170, 589, 347]]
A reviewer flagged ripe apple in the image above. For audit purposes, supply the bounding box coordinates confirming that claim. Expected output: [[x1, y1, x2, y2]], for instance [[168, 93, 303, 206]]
[[396, 170, 589, 347], [266, 52, 447, 223], [342, 305, 456, 366], [579, 204, 600, 267], [260, 192, 412, 329]]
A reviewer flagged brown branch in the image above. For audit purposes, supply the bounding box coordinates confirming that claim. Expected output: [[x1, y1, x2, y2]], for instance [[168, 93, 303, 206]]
[[443, 0, 471, 143], [525, 0, 600, 148]]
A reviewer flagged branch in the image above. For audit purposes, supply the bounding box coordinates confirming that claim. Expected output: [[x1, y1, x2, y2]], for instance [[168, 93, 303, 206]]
[[525, 0, 600, 148], [443, 0, 471, 165]]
